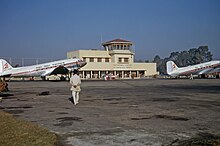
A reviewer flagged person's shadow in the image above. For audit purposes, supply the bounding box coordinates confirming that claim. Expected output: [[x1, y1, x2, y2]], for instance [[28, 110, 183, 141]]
[[68, 97, 75, 104]]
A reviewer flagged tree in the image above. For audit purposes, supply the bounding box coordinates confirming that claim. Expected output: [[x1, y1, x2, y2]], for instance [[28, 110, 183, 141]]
[[153, 55, 161, 63], [175, 51, 191, 67], [198, 46, 212, 62], [169, 52, 179, 61], [153, 55, 162, 73]]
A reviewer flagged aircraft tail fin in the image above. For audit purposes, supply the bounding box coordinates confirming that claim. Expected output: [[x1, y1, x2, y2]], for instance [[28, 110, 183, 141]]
[[0, 59, 13, 75], [166, 61, 178, 75]]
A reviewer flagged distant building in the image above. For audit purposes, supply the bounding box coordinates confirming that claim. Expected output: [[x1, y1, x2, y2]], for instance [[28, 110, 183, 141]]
[[67, 39, 157, 79]]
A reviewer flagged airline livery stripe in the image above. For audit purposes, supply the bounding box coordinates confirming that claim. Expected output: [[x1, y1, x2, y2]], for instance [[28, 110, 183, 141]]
[[179, 64, 219, 75], [12, 62, 78, 76]]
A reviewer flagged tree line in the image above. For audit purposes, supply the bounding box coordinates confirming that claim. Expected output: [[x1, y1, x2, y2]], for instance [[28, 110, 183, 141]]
[[152, 46, 213, 75]]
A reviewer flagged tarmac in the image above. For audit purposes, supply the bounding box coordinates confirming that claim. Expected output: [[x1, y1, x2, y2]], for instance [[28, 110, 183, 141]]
[[0, 78, 220, 146]]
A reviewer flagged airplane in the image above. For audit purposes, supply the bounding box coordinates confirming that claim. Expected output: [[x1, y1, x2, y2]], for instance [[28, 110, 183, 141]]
[[0, 58, 87, 79], [166, 60, 220, 79]]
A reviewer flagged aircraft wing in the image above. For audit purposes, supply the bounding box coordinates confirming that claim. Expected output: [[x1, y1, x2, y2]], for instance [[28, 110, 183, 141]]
[[213, 68, 220, 72], [208, 68, 220, 74], [197, 68, 214, 75], [195, 67, 220, 75], [41, 68, 56, 77], [41, 66, 70, 76]]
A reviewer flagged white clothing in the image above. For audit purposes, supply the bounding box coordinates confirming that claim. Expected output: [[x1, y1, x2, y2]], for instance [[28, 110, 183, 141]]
[[189, 74, 194, 80], [70, 74, 81, 105], [70, 74, 81, 91], [72, 90, 79, 105]]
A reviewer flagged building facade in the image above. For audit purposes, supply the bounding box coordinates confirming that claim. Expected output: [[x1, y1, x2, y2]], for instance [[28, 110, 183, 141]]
[[67, 39, 157, 79]]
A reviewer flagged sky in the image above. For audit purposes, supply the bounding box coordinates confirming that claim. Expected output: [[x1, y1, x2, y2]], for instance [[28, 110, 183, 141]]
[[0, 0, 220, 61]]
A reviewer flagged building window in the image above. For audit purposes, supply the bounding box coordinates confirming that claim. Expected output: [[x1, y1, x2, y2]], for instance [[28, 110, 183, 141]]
[[83, 57, 86, 62], [124, 58, 129, 63], [118, 58, 122, 63], [105, 58, 109, 62], [90, 58, 94, 62], [112, 45, 116, 50], [97, 58, 102, 62]]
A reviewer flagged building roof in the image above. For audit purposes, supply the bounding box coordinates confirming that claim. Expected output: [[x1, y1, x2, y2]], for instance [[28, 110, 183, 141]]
[[102, 38, 132, 46]]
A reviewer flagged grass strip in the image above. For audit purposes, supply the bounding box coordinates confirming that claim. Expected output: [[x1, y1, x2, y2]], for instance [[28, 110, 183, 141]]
[[0, 110, 57, 146]]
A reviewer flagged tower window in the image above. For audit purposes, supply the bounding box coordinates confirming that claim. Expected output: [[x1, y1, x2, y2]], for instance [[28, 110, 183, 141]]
[[118, 58, 122, 62], [124, 58, 129, 63], [97, 58, 102, 62]]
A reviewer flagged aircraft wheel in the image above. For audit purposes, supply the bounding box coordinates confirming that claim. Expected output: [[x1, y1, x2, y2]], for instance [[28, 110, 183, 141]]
[[41, 76, 46, 81]]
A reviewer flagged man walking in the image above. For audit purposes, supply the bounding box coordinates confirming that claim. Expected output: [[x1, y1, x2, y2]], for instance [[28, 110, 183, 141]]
[[70, 69, 81, 105]]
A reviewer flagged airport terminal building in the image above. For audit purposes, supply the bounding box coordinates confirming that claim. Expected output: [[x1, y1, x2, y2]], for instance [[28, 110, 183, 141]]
[[67, 39, 157, 79]]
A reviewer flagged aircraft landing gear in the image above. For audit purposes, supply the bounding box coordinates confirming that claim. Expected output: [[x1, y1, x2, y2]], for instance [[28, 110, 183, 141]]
[[41, 76, 46, 81]]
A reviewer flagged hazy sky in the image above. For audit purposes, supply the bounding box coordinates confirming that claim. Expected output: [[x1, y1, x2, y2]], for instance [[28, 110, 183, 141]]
[[0, 0, 220, 60]]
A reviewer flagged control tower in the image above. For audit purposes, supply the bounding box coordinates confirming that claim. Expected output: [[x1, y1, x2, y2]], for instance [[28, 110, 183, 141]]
[[102, 39, 134, 63]]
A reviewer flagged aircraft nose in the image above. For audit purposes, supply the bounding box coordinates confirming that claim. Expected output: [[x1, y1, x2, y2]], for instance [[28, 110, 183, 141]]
[[79, 60, 87, 68]]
